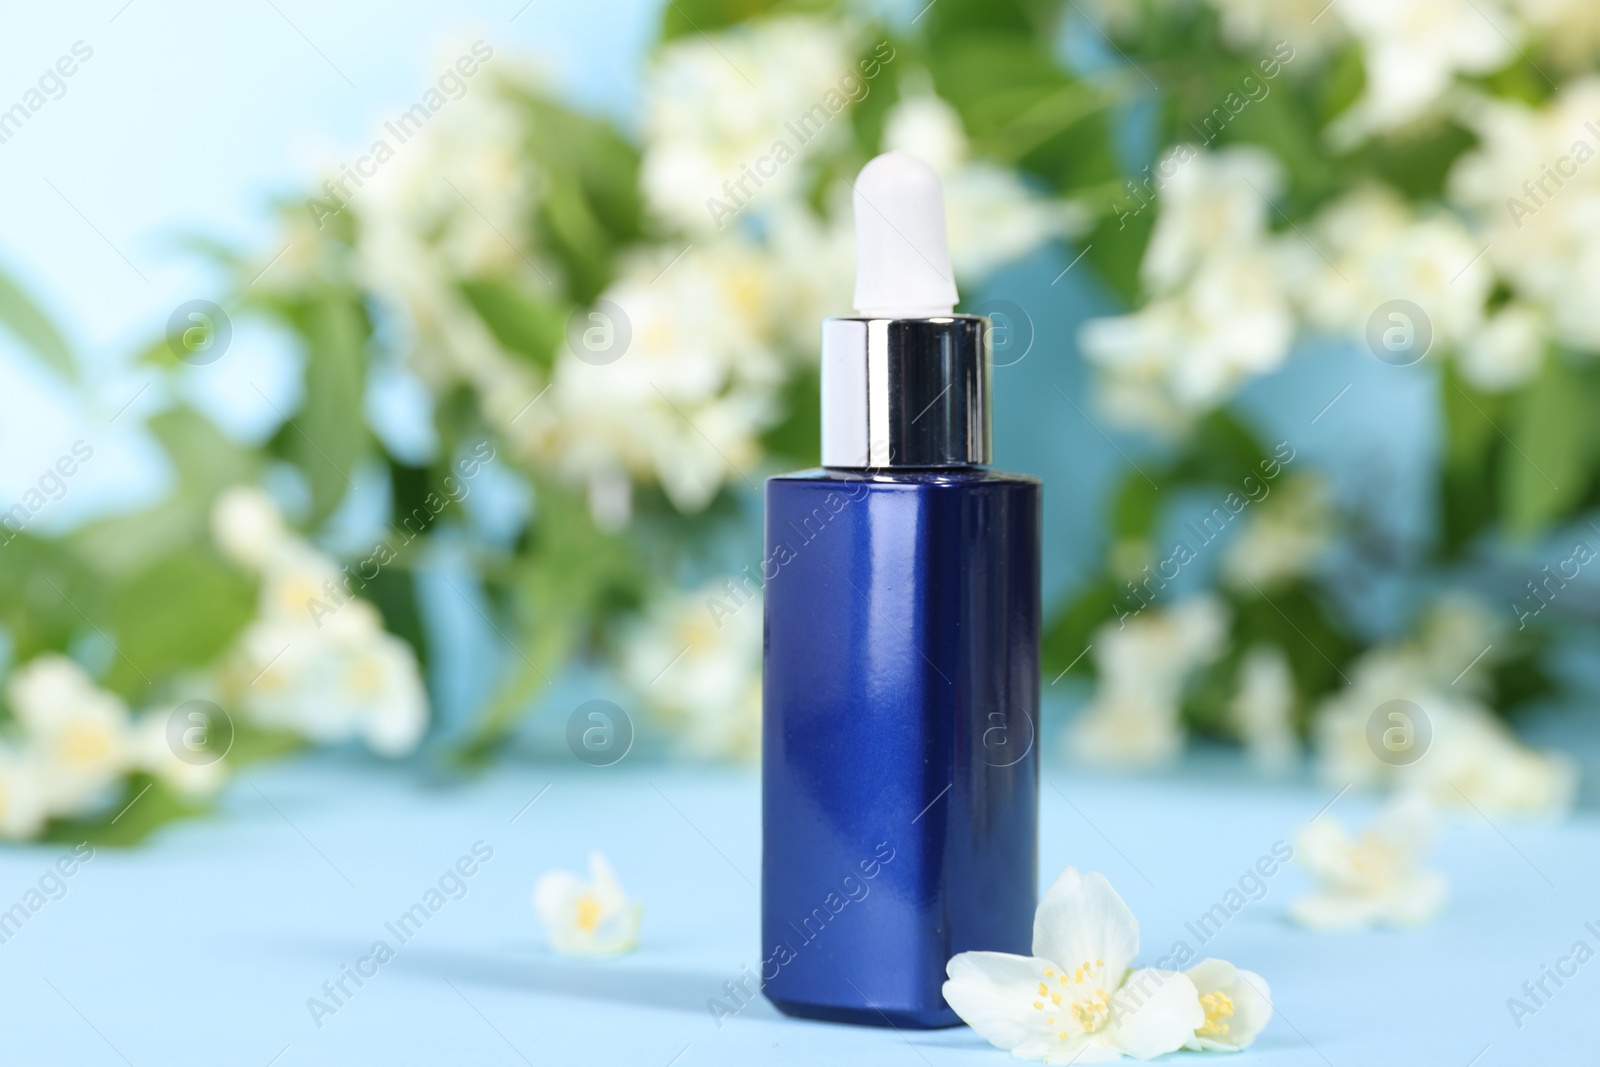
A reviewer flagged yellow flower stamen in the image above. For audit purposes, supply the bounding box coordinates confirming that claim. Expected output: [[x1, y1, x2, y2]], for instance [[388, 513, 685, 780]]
[[574, 892, 603, 932], [1197, 990, 1235, 1038]]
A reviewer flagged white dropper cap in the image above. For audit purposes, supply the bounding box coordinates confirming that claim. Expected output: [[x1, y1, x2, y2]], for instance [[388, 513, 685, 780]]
[[851, 151, 959, 319]]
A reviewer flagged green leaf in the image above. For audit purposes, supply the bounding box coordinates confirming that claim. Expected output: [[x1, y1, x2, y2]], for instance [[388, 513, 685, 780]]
[[43, 776, 207, 848], [922, 0, 1047, 38], [1365, 121, 1476, 201], [1041, 576, 1118, 681], [1228, 584, 1352, 704], [760, 369, 822, 468], [105, 554, 256, 694], [1110, 473, 1162, 540], [462, 479, 647, 754], [931, 34, 1116, 192], [0, 268, 74, 380], [361, 564, 429, 675], [658, 0, 832, 40], [516, 93, 643, 302], [1317, 42, 1365, 126], [0, 532, 90, 662], [275, 291, 368, 523], [1084, 207, 1154, 306], [458, 277, 566, 369], [1500, 352, 1591, 539], [1439, 366, 1501, 555]]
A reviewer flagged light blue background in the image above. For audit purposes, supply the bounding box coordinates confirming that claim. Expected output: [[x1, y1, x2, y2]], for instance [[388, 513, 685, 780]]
[[3, 4, 1599, 1064]]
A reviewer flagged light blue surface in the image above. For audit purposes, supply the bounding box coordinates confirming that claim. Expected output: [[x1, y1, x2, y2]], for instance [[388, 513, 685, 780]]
[[0, 752, 1586, 1065]]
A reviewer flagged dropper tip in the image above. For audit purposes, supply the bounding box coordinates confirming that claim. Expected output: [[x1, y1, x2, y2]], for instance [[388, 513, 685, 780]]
[[851, 151, 959, 319]]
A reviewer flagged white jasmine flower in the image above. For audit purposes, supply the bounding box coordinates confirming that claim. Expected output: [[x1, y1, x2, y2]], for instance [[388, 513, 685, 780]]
[[1414, 593, 1503, 696], [1312, 643, 1576, 814], [641, 16, 857, 233], [1084, 248, 1294, 426], [1290, 793, 1448, 929], [533, 852, 643, 957], [1504, 0, 1600, 66], [1328, 0, 1516, 144], [258, 541, 347, 625], [526, 237, 782, 514], [229, 607, 427, 757], [943, 867, 1205, 1063], [1231, 645, 1300, 773], [359, 77, 538, 281], [1082, 148, 1295, 426], [348, 66, 549, 469], [1220, 476, 1332, 589], [6, 655, 132, 816], [619, 579, 762, 760], [1205, 0, 1343, 57], [129, 711, 227, 799], [1070, 597, 1229, 769], [1183, 958, 1273, 1051], [1458, 303, 1545, 392], [1450, 80, 1600, 352], [764, 201, 855, 351], [882, 87, 968, 173], [0, 744, 48, 840], [1293, 184, 1491, 349], [213, 486, 290, 569], [212, 491, 429, 757], [1139, 145, 1282, 296], [1070, 688, 1190, 771]]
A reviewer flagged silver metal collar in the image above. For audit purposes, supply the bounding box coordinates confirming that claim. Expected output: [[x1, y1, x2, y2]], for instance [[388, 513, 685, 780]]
[[820, 314, 991, 469]]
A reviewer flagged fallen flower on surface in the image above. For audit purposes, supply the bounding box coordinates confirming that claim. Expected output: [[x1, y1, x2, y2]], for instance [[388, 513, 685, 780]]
[[533, 851, 643, 957], [943, 867, 1272, 1062], [1290, 792, 1448, 930], [1183, 958, 1272, 1052]]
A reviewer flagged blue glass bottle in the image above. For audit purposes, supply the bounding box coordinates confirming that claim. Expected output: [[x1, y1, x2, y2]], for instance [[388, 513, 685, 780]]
[[761, 312, 1041, 1028]]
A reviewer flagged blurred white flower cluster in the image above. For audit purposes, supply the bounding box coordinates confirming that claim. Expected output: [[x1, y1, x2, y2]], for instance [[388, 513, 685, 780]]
[[1208, 0, 1600, 141], [1082, 146, 1295, 427], [619, 578, 763, 761], [212, 487, 428, 757], [1230, 644, 1300, 773], [1313, 598, 1575, 815], [640, 17, 860, 234], [1070, 588, 1573, 812], [1291, 793, 1448, 930], [1088, 4, 1600, 428], [1069, 595, 1229, 768], [1082, 143, 1528, 428], [1220, 476, 1332, 590], [0, 655, 223, 840], [321, 20, 1067, 530], [1452, 78, 1600, 358]]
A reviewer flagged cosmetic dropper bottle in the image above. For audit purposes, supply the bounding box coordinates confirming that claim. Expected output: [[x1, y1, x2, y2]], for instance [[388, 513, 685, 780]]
[[761, 151, 1041, 1027]]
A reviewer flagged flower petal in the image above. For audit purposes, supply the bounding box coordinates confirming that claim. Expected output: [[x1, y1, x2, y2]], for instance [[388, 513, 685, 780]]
[[1032, 867, 1139, 981], [1184, 958, 1272, 1051], [532, 870, 585, 923], [1287, 890, 1383, 930], [1104, 968, 1202, 1060], [943, 952, 1057, 1052], [588, 851, 629, 910]]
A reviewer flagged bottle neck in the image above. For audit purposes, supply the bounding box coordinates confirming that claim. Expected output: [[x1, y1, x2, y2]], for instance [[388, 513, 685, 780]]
[[819, 315, 991, 469]]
